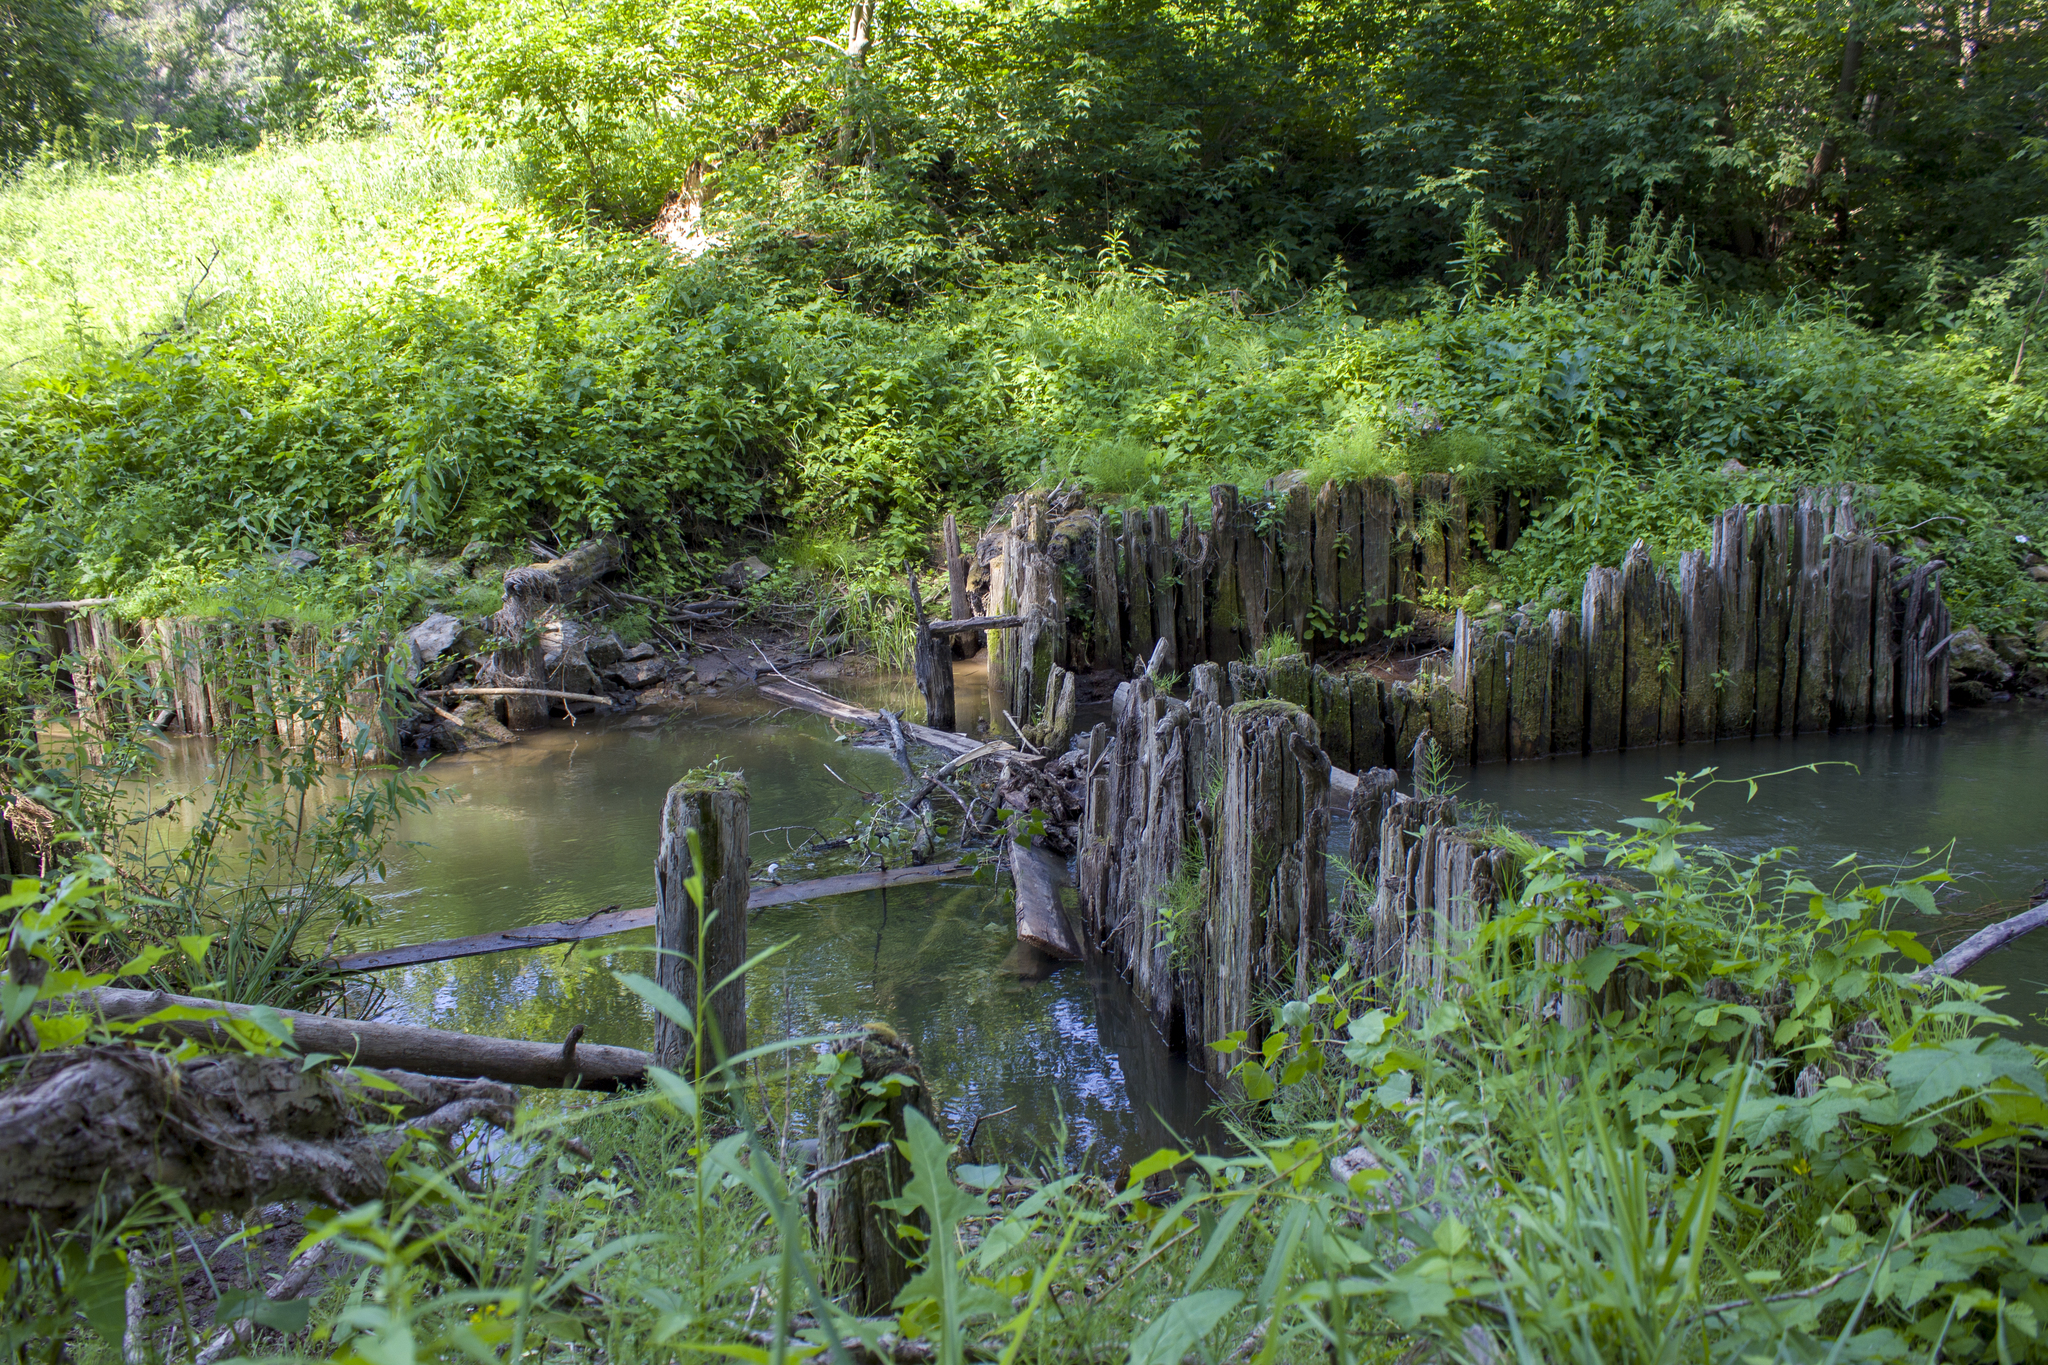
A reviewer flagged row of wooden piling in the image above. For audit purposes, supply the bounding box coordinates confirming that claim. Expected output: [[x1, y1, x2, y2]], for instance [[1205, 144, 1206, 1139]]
[[976, 482, 1950, 765], [52, 610, 399, 758]]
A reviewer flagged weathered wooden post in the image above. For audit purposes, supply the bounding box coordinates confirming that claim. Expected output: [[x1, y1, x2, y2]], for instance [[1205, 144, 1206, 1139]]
[[653, 771, 749, 1076], [942, 512, 980, 659], [1199, 700, 1330, 1084], [816, 1023, 935, 1314], [907, 570, 954, 730]]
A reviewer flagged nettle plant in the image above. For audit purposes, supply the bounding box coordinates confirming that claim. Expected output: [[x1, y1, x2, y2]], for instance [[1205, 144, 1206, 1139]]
[[1211, 771, 2048, 1362]]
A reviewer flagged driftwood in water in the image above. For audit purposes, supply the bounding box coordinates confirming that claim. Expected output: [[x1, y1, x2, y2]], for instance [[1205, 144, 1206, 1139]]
[[653, 772, 750, 1075], [69, 987, 648, 1089], [926, 615, 1024, 633], [756, 677, 986, 758], [1912, 900, 2048, 985], [0, 1047, 514, 1251], [425, 685, 612, 707], [328, 864, 977, 973], [1010, 839, 1083, 960], [815, 1024, 935, 1315]]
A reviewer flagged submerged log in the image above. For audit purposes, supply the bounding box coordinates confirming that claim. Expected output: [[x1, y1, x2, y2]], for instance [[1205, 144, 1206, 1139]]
[[1010, 840, 1083, 960], [327, 864, 978, 973], [815, 1024, 935, 1316], [653, 772, 750, 1076], [0, 1047, 514, 1252], [1912, 900, 2048, 985], [68, 988, 648, 1089]]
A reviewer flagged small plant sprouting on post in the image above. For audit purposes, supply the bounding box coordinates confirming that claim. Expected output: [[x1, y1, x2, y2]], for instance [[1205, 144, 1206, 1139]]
[[1414, 736, 1462, 799]]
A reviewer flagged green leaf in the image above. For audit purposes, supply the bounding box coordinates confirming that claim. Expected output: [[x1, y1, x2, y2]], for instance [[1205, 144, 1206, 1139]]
[[215, 1288, 313, 1333], [1236, 1061, 1276, 1102], [1127, 1148, 1188, 1186], [1127, 1289, 1242, 1365]]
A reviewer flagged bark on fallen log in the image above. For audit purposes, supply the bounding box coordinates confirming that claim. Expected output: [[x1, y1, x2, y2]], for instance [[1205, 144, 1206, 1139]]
[[757, 679, 986, 758], [1010, 840, 1082, 961], [64, 988, 650, 1090], [1912, 900, 2048, 985], [925, 615, 1024, 634], [0, 1047, 513, 1251], [328, 863, 978, 973]]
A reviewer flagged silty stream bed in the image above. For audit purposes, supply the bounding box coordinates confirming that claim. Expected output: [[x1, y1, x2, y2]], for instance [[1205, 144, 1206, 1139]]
[[144, 669, 2048, 1165]]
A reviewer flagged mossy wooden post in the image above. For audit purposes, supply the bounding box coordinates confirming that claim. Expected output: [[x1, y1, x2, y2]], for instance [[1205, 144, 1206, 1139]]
[[1200, 700, 1329, 1084], [1360, 479, 1394, 638], [653, 773, 749, 1077], [1314, 669, 1354, 772], [1090, 510, 1124, 671], [1123, 512, 1153, 674], [1870, 545, 1897, 726], [1389, 476, 1417, 629], [1713, 506, 1756, 738], [1897, 561, 1948, 727], [1507, 613, 1552, 762], [1443, 476, 1469, 588], [1418, 473, 1451, 592], [1207, 486, 1245, 662], [1549, 609, 1584, 756], [1678, 550, 1720, 742], [1338, 767, 1400, 976], [1619, 541, 1662, 749], [1457, 612, 1508, 764], [908, 571, 954, 730], [1426, 677, 1471, 767], [943, 513, 981, 660], [1582, 567, 1625, 752], [816, 1024, 934, 1315]]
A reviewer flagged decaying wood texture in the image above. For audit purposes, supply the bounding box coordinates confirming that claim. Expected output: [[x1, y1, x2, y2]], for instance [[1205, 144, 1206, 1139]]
[[480, 536, 622, 730], [1549, 608, 1585, 756], [942, 513, 979, 659], [329, 864, 978, 973], [1620, 541, 1662, 750], [0, 1048, 514, 1251], [1200, 700, 1329, 1084], [815, 1025, 934, 1315], [756, 677, 986, 758], [63, 987, 642, 1088], [1582, 567, 1626, 752], [1677, 550, 1720, 743], [654, 773, 750, 1075], [1010, 839, 1083, 960], [1714, 505, 1756, 737]]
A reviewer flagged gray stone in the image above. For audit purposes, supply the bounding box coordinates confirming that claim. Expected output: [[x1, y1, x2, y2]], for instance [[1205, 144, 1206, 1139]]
[[2028, 565, 2048, 583], [2033, 620, 2048, 650], [585, 631, 625, 669], [269, 547, 320, 572], [610, 658, 668, 689], [716, 555, 773, 589], [409, 613, 468, 664], [1947, 626, 2013, 682], [434, 700, 516, 751], [2019, 666, 2048, 698], [1993, 633, 2028, 666], [1949, 679, 1995, 708], [622, 641, 658, 663]]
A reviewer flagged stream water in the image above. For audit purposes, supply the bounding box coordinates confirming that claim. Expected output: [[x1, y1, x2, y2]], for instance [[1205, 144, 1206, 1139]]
[[142, 672, 2048, 1166]]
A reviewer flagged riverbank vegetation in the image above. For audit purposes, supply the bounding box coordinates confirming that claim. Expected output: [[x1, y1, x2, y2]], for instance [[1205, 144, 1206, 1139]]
[[2, 0, 2046, 647]]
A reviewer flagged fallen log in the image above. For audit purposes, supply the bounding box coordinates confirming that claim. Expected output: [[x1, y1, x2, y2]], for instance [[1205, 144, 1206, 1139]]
[[0, 1047, 513, 1251], [757, 678, 986, 758], [65, 988, 650, 1090], [926, 615, 1024, 634], [1912, 900, 2048, 985], [1010, 840, 1082, 961], [328, 863, 979, 973], [0, 597, 118, 612]]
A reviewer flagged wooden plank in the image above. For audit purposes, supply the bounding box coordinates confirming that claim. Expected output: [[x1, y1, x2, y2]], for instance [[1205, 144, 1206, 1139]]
[[1336, 481, 1364, 639], [1678, 550, 1720, 743], [1507, 613, 1552, 762], [1871, 544, 1897, 726], [1714, 506, 1756, 737], [1011, 840, 1083, 960], [1207, 486, 1244, 663], [1360, 479, 1393, 638], [1092, 510, 1125, 670], [1351, 673, 1388, 770], [1315, 668, 1353, 772], [1125, 511, 1154, 667], [1751, 505, 1792, 735], [1390, 475, 1416, 629], [1658, 575, 1684, 744], [330, 863, 978, 974], [1793, 496, 1832, 734], [1620, 541, 1661, 749], [1312, 480, 1340, 655], [1549, 609, 1584, 756], [1829, 535, 1874, 729], [1278, 482, 1313, 645], [1419, 473, 1451, 592], [1582, 566, 1625, 752], [1178, 505, 1206, 672], [1149, 505, 1179, 676], [1466, 616, 1509, 764]]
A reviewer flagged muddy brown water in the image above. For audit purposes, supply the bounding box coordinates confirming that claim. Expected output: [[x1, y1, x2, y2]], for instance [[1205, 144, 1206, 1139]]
[[140, 667, 2048, 1165]]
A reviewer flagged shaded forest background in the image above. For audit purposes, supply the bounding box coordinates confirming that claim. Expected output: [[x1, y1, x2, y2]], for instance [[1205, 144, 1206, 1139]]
[[1, 0, 2044, 635]]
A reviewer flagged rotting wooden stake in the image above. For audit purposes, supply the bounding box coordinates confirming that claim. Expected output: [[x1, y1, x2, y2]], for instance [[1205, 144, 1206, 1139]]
[[653, 771, 750, 1077], [815, 1024, 935, 1315]]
